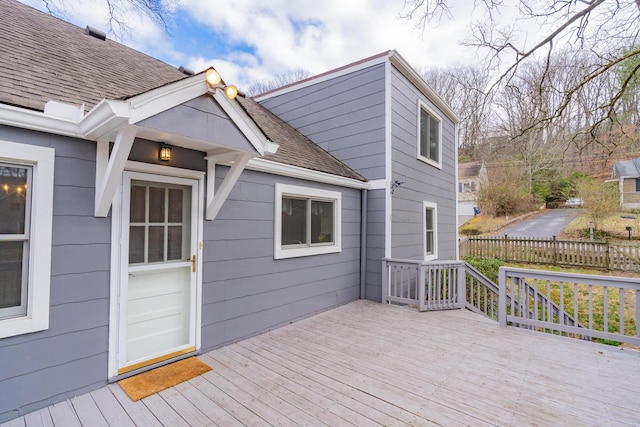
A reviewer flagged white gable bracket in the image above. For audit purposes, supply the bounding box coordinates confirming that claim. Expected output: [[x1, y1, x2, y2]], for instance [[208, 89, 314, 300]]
[[205, 151, 253, 221], [95, 126, 137, 217], [209, 89, 278, 156]]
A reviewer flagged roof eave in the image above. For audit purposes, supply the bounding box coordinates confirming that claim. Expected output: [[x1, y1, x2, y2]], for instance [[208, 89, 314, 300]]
[[388, 51, 461, 124]]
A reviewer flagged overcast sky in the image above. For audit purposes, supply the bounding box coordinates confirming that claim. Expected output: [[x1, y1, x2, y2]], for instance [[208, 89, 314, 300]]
[[20, 0, 486, 90]]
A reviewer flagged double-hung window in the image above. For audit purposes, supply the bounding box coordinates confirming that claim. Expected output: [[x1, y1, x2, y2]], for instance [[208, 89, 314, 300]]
[[275, 184, 341, 259], [0, 141, 54, 338], [417, 101, 442, 168], [423, 201, 438, 261]]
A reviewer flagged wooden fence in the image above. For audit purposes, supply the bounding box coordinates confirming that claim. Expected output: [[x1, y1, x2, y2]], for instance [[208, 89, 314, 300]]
[[460, 236, 640, 271]]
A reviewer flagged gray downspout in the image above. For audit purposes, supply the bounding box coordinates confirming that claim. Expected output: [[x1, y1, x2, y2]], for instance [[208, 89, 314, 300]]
[[360, 189, 368, 299]]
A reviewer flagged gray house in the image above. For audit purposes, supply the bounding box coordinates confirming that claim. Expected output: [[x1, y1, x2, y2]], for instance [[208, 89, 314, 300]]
[[611, 158, 640, 210], [0, 0, 459, 422]]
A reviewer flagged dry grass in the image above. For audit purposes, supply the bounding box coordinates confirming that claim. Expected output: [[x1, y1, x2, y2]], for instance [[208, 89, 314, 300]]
[[564, 210, 640, 240], [459, 214, 512, 236]]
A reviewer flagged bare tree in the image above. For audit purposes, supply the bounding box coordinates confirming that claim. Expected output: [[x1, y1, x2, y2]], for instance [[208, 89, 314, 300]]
[[401, 0, 640, 152], [246, 69, 313, 97], [420, 64, 492, 158], [39, 0, 177, 37]]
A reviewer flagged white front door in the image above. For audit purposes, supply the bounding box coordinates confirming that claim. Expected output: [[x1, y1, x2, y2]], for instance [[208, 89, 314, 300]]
[[117, 172, 199, 374]]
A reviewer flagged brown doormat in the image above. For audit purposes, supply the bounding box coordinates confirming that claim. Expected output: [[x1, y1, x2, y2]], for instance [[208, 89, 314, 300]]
[[118, 357, 212, 401]]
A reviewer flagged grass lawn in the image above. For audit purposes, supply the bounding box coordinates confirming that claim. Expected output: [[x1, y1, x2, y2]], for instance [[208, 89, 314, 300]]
[[564, 210, 640, 241]]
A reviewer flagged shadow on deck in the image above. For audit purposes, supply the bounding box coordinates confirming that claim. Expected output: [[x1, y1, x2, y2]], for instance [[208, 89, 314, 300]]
[[3, 300, 639, 426]]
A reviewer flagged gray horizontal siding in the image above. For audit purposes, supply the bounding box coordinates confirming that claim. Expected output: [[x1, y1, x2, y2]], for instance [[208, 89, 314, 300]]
[[259, 64, 387, 180], [0, 128, 111, 423], [365, 189, 385, 301], [389, 66, 457, 261], [200, 168, 362, 351], [138, 95, 256, 153]]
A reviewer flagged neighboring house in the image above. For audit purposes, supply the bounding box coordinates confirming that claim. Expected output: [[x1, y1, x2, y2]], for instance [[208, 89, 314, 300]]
[[457, 161, 486, 224], [611, 158, 640, 210], [0, 0, 459, 422]]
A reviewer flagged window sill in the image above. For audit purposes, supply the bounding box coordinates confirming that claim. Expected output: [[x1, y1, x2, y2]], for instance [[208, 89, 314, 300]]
[[417, 155, 442, 169], [274, 245, 341, 260]]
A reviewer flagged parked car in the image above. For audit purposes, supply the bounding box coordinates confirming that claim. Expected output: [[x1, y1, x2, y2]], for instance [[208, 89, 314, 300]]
[[565, 198, 585, 207]]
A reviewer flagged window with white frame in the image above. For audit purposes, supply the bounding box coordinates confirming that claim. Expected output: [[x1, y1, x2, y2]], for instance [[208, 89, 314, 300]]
[[0, 141, 54, 338], [417, 101, 442, 168], [275, 184, 341, 259], [423, 201, 438, 260]]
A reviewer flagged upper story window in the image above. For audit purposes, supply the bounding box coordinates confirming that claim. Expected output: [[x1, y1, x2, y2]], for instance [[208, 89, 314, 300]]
[[275, 183, 341, 259], [0, 141, 54, 339], [424, 201, 438, 261], [635, 178, 640, 192], [417, 101, 442, 169], [459, 182, 475, 193]]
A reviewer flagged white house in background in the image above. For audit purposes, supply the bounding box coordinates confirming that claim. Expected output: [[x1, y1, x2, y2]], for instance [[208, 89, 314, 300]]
[[611, 158, 640, 210], [458, 161, 487, 224]]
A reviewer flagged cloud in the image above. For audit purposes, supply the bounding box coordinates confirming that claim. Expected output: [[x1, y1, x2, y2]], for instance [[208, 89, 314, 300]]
[[176, 0, 480, 87], [20, 0, 479, 90]]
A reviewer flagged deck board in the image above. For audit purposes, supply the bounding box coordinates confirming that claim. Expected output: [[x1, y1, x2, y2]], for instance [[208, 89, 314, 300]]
[[3, 300, 640, 426], [107, 384, 162, 427], [69, 394, 107, 427]]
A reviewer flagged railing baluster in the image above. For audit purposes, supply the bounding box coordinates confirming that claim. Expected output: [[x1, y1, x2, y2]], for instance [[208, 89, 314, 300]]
[[636, 289, 640, 338], [619, 288, 624, 336], [588, 285, 593, 331], [603, 285, 608, 333]]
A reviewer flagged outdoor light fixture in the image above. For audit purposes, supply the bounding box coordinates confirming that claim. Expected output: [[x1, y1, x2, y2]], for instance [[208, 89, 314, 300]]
[[205, 69, 221, 86], [205, 68, 240, 99], [224, 85, 238, 99], [159, 145, 172, 161]]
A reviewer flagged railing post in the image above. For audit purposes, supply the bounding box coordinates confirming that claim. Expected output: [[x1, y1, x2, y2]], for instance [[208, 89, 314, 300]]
[[498, 266, 507, 327], [418, 264, 426, 311], [381, 259, 388, 304], [457, 263, 465, 309]]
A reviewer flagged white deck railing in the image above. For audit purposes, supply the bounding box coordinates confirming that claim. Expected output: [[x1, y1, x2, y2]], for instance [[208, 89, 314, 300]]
[[383, 259, 640, 346], [382, 259, 465, 311], [499, 267, 640, 346]]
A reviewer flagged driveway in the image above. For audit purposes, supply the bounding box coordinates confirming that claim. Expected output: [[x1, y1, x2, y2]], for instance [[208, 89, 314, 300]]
[[497, 208, 580, 238]]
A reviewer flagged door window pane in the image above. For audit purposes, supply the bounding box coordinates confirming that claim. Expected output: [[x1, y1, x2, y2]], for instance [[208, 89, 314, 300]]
[[130, 186, 146, 223], [129, 226, 145, 264], [167, 226, 183, 260], [148, 187, 165, 223], [168, 188, 183, 223], [148, 226, 164, 263]]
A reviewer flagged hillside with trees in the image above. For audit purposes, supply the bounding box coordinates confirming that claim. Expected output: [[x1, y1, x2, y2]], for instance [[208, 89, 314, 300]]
[[410, 0, 640, 218]]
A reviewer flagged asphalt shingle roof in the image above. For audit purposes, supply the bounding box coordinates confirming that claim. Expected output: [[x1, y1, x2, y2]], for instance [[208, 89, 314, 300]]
[[0, 0, 364, 182], [0, 0, 187, 112], [612, 158, 640, 179], [237, 96, 365, 181]]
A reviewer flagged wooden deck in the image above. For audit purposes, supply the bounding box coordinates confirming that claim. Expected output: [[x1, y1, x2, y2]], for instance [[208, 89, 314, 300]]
[[3, 300, 640, 426]]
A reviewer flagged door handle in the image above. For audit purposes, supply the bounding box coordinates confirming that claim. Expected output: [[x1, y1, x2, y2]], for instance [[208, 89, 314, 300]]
[[190, 255, 196, 273]]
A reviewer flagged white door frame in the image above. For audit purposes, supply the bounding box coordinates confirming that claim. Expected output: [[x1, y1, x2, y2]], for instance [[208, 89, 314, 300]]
[[108, 161, 204, 378]]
